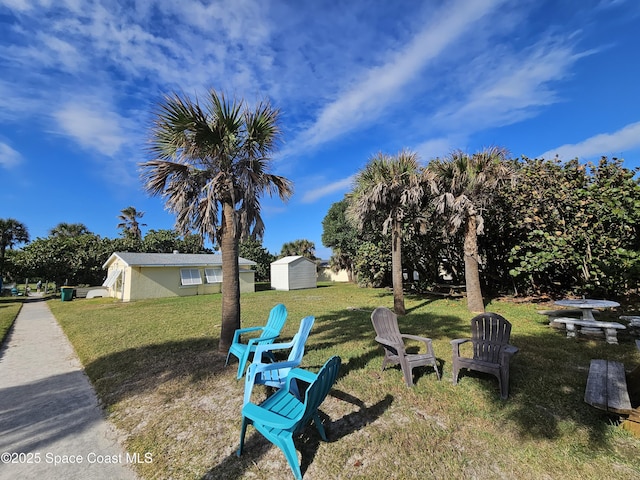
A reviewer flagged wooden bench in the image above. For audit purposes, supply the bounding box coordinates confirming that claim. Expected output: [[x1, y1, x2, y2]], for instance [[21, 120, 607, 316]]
[[585, 359, 632, 414], [552, 318, 626, 344]]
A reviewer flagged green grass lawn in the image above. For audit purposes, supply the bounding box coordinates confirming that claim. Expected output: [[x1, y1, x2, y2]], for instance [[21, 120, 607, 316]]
[[0, 297, 22, 344], [48, 283, 640, 479]]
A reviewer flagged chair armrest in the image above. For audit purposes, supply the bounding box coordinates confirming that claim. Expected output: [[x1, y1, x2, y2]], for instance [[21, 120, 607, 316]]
[[246, 334, 280, 348], [401, 333, 431, 342], [450, 338, 470, 356], [401, 333, 433, 346], [253, 339, 295, 362], [242, 402, 299, 429], [501, 345, 519, 362], [284, 368, 320, 396], [287, 367, 318, 385], [232, 326, 263, 343], [400, 334, 435, 354], [252, 359, 300, 375]]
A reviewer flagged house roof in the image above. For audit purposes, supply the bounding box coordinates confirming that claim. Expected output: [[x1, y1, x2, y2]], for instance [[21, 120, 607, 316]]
[[103, 252, 257, 269], [271, 255, 315, 265]]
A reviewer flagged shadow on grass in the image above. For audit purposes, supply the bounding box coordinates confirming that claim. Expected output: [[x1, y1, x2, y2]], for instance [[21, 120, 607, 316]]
[[313, 299, 632, 449], [309, 303, 464, 386], [81, 291, 637, 475], [456, 324, 638, 447], [201, 390, 393, 479], [85, 337, 223, 407]]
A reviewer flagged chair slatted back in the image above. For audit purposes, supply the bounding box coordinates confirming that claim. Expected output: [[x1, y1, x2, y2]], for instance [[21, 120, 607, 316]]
[[286, 316, 315, 363], [470, 313, 512, 364], [295, 356, 341, 434], [371, 307, 404, 354], [262, 303, 288, 343]]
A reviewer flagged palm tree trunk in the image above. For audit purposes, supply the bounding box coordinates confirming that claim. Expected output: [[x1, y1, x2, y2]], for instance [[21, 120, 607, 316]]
[[219, 202, 241, 354], [464, 214, 485, 313], [391, 219, 405, 315]]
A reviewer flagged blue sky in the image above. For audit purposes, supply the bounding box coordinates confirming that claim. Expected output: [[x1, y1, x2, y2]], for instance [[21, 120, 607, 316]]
[[1, 0, 640, 260]]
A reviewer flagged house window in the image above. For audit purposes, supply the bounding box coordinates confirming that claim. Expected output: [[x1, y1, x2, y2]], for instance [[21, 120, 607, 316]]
[[205, 268, 223, 283], [180, 268, 202, 286]]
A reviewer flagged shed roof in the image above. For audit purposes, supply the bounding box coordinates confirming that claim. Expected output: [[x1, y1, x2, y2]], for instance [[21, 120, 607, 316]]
[[103, 252, 256, 269], [271, 255, 315, 265]]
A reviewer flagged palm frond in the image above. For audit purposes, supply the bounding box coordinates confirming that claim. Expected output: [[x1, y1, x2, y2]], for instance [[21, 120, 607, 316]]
[[428, 146, 515, 235], [140, 88, 291, 246]]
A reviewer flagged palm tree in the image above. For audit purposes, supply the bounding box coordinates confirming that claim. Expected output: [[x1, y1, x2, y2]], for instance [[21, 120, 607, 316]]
[[140, 89, 293, 353], [117, 206, 146, 240], [429, 147, 515, 313], [280, 239, 316, 260], [0, 218, 29, 290], [49, 222, 91, 237], [348, 150, 432, 315]]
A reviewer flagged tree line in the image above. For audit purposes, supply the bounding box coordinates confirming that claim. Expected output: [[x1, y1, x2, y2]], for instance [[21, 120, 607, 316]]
[[1, 220, 319, 289], [0, 214, 207, 288], [323, 154, 640, 313], [5, 87, 638, 352]]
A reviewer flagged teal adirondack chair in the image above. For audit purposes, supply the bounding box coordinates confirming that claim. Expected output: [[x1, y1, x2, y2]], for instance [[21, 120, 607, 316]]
[[226, 304, 288, 379], [238, 356, 342, 480], [243, 316, 315, 406]]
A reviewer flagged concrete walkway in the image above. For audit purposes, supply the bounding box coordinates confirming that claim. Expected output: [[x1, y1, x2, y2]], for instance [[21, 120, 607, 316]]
[[0, 297, 138, 480]]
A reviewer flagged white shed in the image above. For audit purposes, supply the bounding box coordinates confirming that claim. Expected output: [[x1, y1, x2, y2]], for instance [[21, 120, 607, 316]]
[[270, 256, 317, 291]]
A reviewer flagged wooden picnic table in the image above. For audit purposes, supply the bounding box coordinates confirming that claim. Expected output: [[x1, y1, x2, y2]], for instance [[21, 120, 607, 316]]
[[431, 283, 466, 297]]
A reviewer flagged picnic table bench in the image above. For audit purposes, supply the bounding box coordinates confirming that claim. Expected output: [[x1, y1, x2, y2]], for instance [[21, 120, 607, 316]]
[[552, 317, 625, 344], [585, 342, 640, 437], [619, 316, 640, 326], [584, 359, 632, 414]]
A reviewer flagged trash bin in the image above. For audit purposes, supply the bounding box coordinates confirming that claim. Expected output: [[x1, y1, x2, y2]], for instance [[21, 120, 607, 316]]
[[60, 286, 74, 301]]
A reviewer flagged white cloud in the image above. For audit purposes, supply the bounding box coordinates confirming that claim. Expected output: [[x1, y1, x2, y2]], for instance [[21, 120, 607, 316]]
[[430, 38, 592, 134], [0, 142, 22, 168], [538, 121, 640, 160], [285, 0, 508, 156], [301, 175, 355, 204], [0, 0, 633, 189], [53, 101, 128, 157], [0, 0, 33, 11], [413, 137, 460, 162], [164, 0, 271, 45], [403, 32, 593, 160]]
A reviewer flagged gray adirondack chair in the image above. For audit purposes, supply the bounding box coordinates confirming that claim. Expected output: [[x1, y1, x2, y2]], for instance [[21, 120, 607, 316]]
[[451, 312, 519, 400], [371, 306, 440, 387]]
